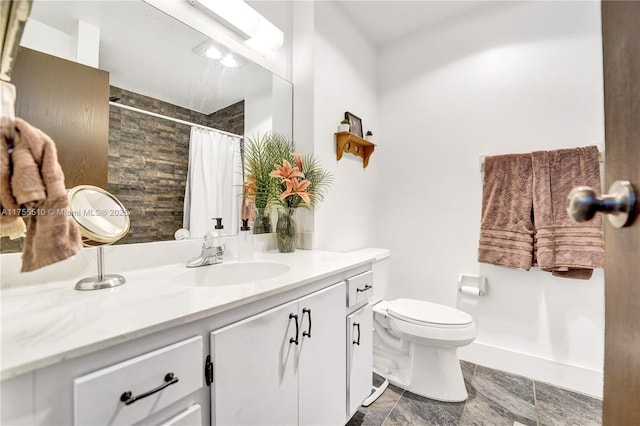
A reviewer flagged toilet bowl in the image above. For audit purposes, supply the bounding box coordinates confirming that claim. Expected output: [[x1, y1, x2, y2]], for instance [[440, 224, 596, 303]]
[[372, 298, 477, 402], [346, 248, 477, 403]]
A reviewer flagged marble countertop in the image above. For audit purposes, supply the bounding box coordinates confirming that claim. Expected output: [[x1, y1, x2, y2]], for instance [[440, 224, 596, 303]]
[[1, 249, 379, 380]]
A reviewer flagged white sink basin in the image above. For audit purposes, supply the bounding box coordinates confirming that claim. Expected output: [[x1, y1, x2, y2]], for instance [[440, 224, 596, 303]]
[[171, 262, 291, 287]]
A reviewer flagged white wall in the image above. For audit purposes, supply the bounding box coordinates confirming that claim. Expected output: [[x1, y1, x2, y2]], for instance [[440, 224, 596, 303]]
[[21, 18, 72, 60], [21, 18, 100, 67], [306, 2, 380, 251], [272, 74, 293, 139], [376, 1, 604, 396], [244, 90, 273, 139]]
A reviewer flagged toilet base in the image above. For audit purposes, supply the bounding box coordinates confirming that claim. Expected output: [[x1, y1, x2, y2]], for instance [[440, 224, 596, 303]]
[[374, 343, 469, 402]]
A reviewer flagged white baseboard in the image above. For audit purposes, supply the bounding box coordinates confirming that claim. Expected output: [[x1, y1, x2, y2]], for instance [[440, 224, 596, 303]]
[[458, 342, 603, 399]]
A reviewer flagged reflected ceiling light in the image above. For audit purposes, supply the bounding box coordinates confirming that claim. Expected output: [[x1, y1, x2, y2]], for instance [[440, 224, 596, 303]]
[[204, 45, 223, 59], [193, 40, 247, 69], [189, 0, 284, 51], [220, 54, 239, 68]]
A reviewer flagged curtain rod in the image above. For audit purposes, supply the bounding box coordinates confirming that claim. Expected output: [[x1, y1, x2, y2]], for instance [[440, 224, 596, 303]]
[[109, 101, 243, 139]]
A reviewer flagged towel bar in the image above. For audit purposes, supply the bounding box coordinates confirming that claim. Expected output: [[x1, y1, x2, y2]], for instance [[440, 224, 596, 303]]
[[479, 149, 605, 173]]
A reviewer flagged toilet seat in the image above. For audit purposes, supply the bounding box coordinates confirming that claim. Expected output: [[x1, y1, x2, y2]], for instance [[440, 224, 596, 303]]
[[387, 298, 473, 329]]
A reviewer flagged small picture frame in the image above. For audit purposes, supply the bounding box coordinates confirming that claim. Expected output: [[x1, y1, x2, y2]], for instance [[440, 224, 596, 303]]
[[344, 111, 363, 137]]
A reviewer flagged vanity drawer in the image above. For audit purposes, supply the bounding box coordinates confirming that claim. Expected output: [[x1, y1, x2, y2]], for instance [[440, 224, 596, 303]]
[[74, 336, 203, 425], [159, 404, 202, 426], [347, 271, 373, 308]]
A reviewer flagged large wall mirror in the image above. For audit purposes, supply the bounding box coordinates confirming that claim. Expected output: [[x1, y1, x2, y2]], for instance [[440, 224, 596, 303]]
[[1, 0, 292, 253]]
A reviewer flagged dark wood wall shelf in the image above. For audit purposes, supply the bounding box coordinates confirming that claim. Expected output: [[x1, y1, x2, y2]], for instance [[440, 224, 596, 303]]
[[335, 131, 375, 168]]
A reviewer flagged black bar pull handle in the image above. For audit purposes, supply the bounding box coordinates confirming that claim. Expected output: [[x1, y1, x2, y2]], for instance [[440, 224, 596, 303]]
[[120, 372, 179, 405], [289, 313, 299, 345], [353, 323, 361, 345], [356, 284, 372, 293], [302, 308, 312, 338]]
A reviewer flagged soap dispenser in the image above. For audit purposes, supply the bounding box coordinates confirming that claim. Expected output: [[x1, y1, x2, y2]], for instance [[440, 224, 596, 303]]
[[238, 218, 254, 260], [207, 217, 225, 258], [212, 217, 224, 249], [213, 217, 224, 237]]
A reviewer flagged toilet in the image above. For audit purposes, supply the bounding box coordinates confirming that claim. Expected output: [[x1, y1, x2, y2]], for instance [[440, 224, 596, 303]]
[[361, 248, 478, 403], [372, 299, 477, 402]]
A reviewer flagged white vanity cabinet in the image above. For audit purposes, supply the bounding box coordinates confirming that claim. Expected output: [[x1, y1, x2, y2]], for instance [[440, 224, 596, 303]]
[[345, 271, 374, 419], [74, 336, 203, 425], [1, 250, 378, 426], [347, 304, 373, 418], [297, 283, 347, 426], [0, 335, 206, 426], [209, 281, 347, 426], [159, 404, 202, 426]]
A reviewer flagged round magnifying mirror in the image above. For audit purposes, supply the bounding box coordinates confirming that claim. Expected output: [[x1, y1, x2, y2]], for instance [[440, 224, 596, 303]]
[[68, 185, 130, 244], [67, 185, 130, 290]]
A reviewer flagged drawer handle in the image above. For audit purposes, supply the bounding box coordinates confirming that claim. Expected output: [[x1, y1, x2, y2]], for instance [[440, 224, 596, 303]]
[[120, 372, 179, 406], [289, 313, 300, 345], [356, 284, 372, 293], [353, 323, 361, 346], [302, 308, 312, 338]]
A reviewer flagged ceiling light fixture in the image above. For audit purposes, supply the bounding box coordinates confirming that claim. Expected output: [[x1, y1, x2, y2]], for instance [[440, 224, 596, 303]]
[[204, 45, 223, 59], [189, 0, 284, 51], [219, 54, 239, 68], [193, 39, 247, 69]]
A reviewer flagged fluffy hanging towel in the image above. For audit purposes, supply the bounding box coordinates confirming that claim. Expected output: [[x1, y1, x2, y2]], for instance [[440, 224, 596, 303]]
[[532, 146, 604, 279], [478, 153, 535, 270], [0, 118, 82, 272], [0, 115, 27, 239]]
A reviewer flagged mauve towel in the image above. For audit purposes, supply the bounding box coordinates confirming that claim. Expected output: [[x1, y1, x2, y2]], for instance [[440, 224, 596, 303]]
[[532, 146, 604, 279], [0, 118, 82, 272], [478, 154, 535, 270]]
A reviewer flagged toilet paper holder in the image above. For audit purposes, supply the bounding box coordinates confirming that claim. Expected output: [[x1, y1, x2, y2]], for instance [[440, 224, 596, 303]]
[[457, 274, 487, 296]]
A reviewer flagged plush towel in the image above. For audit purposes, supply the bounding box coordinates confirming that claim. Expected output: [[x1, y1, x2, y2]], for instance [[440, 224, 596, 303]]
[[0, 117, 82, 272], [478, 153, 535, 270], [0, 214, 27, 239], [532, 146, 604, 279], [0, 116, 26, 239]]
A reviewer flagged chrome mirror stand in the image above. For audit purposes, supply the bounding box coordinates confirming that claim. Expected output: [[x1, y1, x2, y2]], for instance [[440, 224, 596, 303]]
[[75, 246, 125, 291]]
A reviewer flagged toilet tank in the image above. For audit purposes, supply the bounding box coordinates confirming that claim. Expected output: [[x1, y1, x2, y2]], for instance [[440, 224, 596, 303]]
[[349, 248, 391, 303]]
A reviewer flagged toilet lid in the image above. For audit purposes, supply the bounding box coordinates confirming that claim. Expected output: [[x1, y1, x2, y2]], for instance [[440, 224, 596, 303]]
[[387, 299, 473, 327]]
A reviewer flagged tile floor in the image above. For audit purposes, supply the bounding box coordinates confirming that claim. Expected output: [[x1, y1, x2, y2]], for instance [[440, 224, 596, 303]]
[[347, 361, 602, 426]]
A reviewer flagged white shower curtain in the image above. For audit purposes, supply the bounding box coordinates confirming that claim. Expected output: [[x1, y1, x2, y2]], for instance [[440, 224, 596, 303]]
[[183, 127, 243, 239]]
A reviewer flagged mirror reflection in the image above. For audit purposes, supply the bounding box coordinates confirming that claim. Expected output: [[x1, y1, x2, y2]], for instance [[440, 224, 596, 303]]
[[68, 185, 130, 244], [1, 0, 292, 253]]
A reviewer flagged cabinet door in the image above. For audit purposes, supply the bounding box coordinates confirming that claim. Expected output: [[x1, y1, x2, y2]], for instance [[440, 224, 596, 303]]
[[211, 300, 298, 426], [298, 282, 347, 426], [347, 304, 373, 418]]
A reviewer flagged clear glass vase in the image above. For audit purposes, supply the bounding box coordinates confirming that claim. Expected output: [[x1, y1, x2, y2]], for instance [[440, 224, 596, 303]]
[[253, 207, 272, 234], [276, 207, 297, 253]]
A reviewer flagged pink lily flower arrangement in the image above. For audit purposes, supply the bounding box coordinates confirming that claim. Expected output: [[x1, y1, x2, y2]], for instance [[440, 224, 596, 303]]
[[269, 152, 332, 209], [243, 133, 332, 213]]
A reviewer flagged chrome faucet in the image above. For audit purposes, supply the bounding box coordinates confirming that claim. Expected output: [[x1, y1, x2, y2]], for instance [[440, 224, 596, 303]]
[[187, 228, 225, 268]]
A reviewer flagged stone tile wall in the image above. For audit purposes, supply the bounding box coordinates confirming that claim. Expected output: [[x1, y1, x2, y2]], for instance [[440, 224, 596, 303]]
[[108, 87, 244, 244]]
